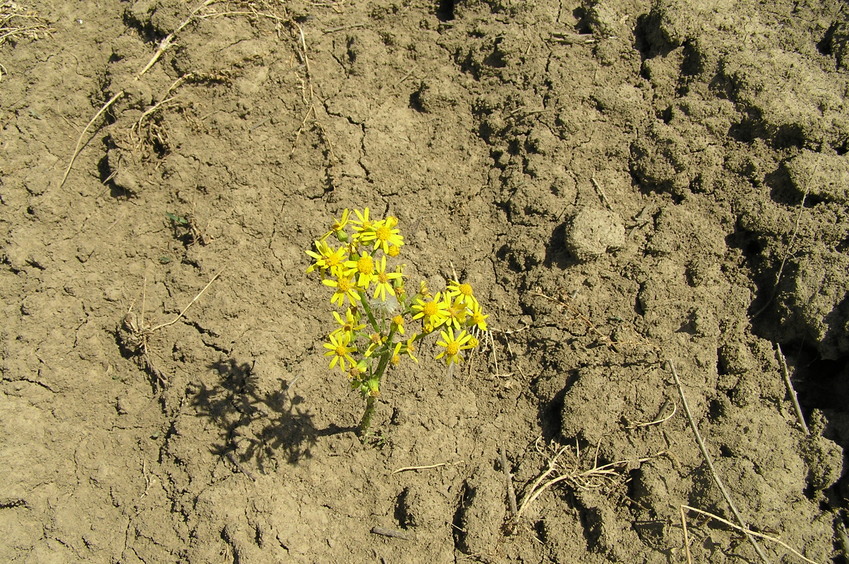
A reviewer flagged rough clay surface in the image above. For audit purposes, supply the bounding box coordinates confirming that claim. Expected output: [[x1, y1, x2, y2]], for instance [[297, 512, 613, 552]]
[[563, 207, 625, 261], [1, 0, 848, 562]]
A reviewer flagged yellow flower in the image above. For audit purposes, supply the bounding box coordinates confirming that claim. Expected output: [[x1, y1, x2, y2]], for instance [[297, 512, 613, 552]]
[[360, 218, 404, 254], [343, 251, 376, 289], [467, 301, 489, 332], [390, 341, 403, 366], [440, 294, 469, 330], [447, 280, 478, 308], [305, 240, 348, 274], [322, 273, 361, 307], [391, 314, 405, 336], [411, 292, 449, 329], [323, 332, 357, 372], [402, 336, 419, 363], [331, 308, 365, 340], [373, 256, 403, 301], [347, 359, 368, 380], [435, 328, 473, 365], [364, 332, 386, 357], [418, 280, 431, 299], [351, 208, 375, 242], [390, 337, 418, 365], [327, 208, 351, 241]]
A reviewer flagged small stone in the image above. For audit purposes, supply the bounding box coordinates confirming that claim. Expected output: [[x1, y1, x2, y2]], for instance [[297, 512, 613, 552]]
[[563, 207, 625, 262]]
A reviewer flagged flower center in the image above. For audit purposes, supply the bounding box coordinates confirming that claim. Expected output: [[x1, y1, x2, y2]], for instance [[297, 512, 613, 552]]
[[338, 278, 352, 291], [376, 226, 392, 241], [334, 345, 347, 356], [326, 253, 342, 267], [357, 255, 374, 274], [423, 302, 438, 316], [378, 272, 389, 283], [459, 283, 473, 296], [446, 342, 460, 356]]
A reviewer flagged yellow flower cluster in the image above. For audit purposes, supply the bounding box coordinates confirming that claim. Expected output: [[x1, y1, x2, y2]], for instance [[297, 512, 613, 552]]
[[306, 208, 490, 405]]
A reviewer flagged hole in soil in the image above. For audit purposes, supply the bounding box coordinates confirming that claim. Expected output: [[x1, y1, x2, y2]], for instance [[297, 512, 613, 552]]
[[633, 12, 676, 60], [533, 520, 547, 542], [394, 487, 412, 528], [681, 40, 704, 76], [436, 0, 455, 21], [707, 398, 725, 421], [798, 355, 849, 412], [816, 22, 838, 57], [803, 482, 816, 500], [573, 6, 592, 34], [451, 482, 471, 551]]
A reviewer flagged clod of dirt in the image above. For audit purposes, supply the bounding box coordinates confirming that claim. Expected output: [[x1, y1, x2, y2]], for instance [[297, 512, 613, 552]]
[[801, 411, 845, 493], [778, 250, 849, 360], [826, 22, 849, 70], [453, 465, 506, 556], [563, 206, 625, 262], [410, 79, 461, 113], [784, 150, 849, 204], [105, 147, 144, 195], [394, 486, 419, 528]]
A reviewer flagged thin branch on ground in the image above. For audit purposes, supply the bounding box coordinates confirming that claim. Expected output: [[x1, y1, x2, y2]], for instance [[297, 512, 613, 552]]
[[59, 90, 125, 188], [120, 270, 223, 387], [61, 0, 290, 185], [776, 343, 809, 434], [0, 2, 52, 46], [500, 447, 518, 518], [667, 360, 770, 563], [681, 505, 820, 564], [149, 270, 222, 332], [136, 0, 217, 78], [752, 157, 817, 318], [509, 438, 664, 526], [391, 462, 448, 474]]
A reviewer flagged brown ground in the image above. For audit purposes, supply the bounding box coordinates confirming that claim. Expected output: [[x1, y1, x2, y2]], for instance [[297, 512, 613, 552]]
[[2, 0, 848, 562]]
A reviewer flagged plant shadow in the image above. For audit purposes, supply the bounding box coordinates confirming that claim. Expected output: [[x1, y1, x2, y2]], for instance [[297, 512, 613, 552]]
[[192, 358, 355, 472]]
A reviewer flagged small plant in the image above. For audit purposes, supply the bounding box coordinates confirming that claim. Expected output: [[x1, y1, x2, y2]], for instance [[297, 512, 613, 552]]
[[306, 208, 489, 439], [167, 211, 210, 246]]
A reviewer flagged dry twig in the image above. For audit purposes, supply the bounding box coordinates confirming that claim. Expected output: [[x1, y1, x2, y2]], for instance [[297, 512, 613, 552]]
[[119, 270, 222, 387], [510, 438, 663, 525], [60, 91, 124, 188], [752, 158, 817, 318], [60, 0, 291, 186], [500, 447, 518, 518], [667, 360, 770, 562], [776, 343, 808, 434], [370, 527, 411, 541], [0, 2, 52, 46], [681, 505, 820, 564], [391, 462, 448, 474]]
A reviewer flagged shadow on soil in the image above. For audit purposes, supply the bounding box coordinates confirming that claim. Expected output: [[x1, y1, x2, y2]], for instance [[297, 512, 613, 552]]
[[193, 358, 354, 470]]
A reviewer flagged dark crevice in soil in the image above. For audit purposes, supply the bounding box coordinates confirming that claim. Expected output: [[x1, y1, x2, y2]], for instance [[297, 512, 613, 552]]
[[436, 0, 455, 22], [451, 481, 471, 553]]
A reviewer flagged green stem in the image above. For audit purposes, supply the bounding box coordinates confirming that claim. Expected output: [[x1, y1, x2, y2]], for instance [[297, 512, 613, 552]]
[[358, 395, 377, 436], [359, 292, 380, 333], [357, 325, 397, 437]]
